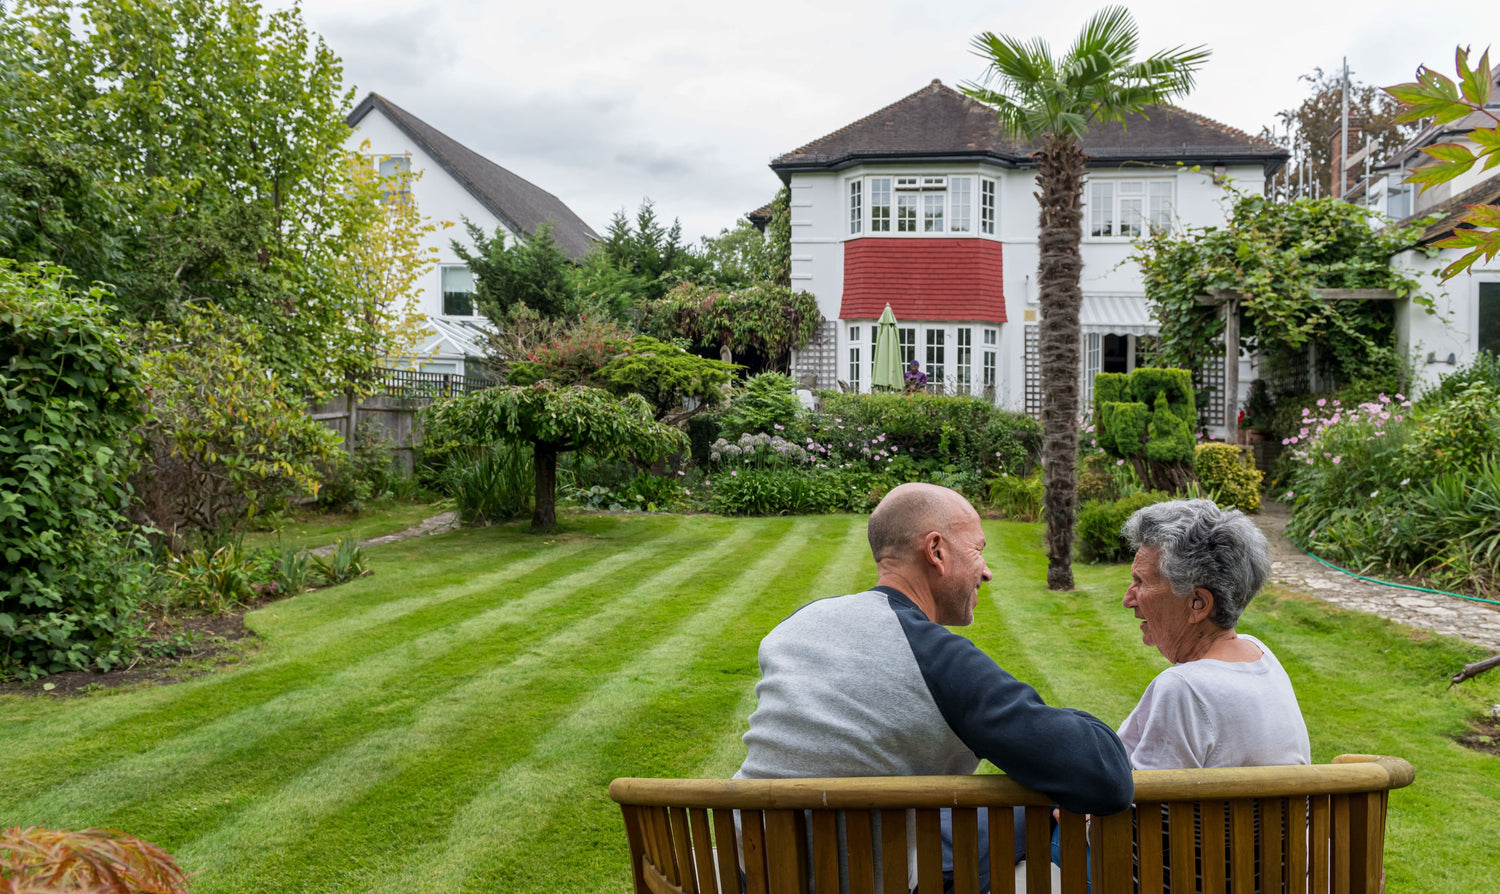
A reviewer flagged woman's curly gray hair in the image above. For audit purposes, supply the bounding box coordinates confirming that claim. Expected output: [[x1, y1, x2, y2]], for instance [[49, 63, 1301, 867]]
[[1122, 499, 1271, 629]]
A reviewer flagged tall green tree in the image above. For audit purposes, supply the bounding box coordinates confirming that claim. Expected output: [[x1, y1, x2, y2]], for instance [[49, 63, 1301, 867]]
[[0, 0, 387, 396], [451, 220, 577, 319], [963, 7, 1209, 589]]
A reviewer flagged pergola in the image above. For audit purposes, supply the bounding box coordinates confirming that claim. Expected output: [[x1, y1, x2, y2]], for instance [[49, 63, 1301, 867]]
[[1195, 288, 1399, 443]]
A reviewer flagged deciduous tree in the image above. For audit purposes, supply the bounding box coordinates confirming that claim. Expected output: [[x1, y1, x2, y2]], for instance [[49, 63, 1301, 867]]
[[424, 383, 686, 530]]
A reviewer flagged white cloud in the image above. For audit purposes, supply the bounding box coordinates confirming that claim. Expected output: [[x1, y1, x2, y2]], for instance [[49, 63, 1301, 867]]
[[294, 0, 1500, 243]]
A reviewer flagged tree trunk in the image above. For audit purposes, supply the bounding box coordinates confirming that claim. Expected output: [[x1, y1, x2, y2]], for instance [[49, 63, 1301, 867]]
[[532, 441, 559, 531], [1035, 134, 1087, 590]]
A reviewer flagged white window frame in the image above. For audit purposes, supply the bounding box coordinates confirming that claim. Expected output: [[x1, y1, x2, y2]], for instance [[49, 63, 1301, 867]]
[[925, 328, 946, 384], [1087, 177, 1175, 239], [848, 324, 862, 391], [846, 174, 997, 238], [441, 265, 477, 317], [955, 328, 973, 395]]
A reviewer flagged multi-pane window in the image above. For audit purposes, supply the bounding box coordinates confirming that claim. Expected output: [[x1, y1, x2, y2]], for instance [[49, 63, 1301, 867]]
[[925, 329, 945, 384], [848, 325, 862, 391], [870, 178, 891, 232], [923, 194, 945, 232], [441, 265, 476, 316], [1089, 179, 1174, 237], [897, 194, 918, 232], [950, 177, 972, 232], [1480, 282, 1500, 355], [982, 328, 998, 392], [955, 328, 973, 395], [847, 175, 996, 237], [899, 327, 916, 364], [980, 179, 996, 235]]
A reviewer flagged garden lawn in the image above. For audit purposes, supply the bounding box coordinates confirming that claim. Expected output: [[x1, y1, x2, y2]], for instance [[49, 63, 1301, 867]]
[[1, 514, 1497, 894], [236, 501, 438, 553]]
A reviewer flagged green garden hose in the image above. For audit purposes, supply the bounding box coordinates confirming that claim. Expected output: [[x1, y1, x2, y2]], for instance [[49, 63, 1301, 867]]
[[1295, 546, 1500, 607]]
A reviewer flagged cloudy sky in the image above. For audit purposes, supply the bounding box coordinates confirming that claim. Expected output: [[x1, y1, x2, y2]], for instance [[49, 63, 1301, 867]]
[[291, 0, 1500, 244]]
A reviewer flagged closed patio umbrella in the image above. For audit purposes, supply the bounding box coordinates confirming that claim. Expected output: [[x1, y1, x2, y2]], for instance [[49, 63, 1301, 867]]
[[870, 304, 903, 392]]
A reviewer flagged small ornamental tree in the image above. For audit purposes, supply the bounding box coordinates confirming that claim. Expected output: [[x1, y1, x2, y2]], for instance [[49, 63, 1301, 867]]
[[1, 262, 146, 678], [506, 326, 738, 422], [423, 382, 687, 530], [1093, 368, 1197, 493]]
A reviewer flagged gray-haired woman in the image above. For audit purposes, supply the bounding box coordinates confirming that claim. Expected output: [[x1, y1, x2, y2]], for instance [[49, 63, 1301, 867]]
[[1119, 499, 1310, 769]]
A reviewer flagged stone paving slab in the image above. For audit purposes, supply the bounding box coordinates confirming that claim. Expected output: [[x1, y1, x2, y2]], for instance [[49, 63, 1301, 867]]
[[307, 511, 459, 557], [1253, 502, 1500, 653]]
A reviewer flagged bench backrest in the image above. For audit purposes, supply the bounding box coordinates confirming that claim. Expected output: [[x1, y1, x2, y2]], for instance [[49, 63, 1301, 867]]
[[608, 754, 1414, 894]]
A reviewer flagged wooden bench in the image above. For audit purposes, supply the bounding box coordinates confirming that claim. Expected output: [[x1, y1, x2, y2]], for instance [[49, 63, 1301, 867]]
[[609, 754, 1414, 894]]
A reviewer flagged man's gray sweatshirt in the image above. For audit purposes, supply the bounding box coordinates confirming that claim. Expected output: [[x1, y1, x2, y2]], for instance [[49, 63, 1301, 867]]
[[734, 586, 1134, 816]]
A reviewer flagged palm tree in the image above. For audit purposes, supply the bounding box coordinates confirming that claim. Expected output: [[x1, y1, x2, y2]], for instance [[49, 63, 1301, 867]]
[[963, 7, 1209, 590]]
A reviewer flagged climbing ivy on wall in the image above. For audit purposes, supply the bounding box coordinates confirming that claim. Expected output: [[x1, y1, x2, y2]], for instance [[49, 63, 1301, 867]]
[[1133, 193, 1433, 390]]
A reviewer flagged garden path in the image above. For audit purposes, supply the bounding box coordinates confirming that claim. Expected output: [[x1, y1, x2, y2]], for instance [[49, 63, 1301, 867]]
[[1253, 501, 1500, 653], [306, 511, 459, 557]]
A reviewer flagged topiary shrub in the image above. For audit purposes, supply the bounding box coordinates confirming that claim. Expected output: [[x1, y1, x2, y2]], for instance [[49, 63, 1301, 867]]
[[1076, 490, 1170, 563], [1194, 443, 1263, 513], [1093, 367, 1196, 492], [1, 262, 147, 679]]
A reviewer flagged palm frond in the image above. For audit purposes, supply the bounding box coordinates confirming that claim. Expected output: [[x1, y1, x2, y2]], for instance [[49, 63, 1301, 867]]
[[1069, 5, 1139, 66]]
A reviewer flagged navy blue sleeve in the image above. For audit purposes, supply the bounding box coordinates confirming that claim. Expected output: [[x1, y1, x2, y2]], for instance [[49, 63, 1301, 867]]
[[893, 601, 1135, 815]]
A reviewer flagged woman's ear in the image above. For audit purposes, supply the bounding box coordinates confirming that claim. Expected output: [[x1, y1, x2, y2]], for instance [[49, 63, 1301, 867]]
[[1190, 588, 1215, 623]]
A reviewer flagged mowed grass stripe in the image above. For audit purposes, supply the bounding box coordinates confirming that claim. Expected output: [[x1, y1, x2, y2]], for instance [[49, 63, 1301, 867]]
[[6, 537, 689, 821], [357, 518, 824, 894], [689, 516, 874, 779], [176, 519, 784, 892], [0, 536, 607, 787]]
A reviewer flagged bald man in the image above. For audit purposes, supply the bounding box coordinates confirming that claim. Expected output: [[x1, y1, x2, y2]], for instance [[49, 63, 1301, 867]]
[[734, 483, 1132, 883]]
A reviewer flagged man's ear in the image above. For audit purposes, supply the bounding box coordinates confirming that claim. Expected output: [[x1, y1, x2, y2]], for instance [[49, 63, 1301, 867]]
[[922, 532, 945, 569]]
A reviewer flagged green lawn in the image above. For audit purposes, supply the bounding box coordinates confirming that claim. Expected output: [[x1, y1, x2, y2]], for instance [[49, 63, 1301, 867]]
[[2, 514, 1496, 893], [236, 501, 439, 553]]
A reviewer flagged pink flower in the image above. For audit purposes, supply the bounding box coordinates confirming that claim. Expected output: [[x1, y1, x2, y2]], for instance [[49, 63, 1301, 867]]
[[1302, 408, 1311, 416], [1395, 393, 1406, 401], [1116, 459, 1125, 466], [1332, 456, 1342, 464], [730, 470, 738, 477], [1317, 398, 1327, 407], [1379, 394, 1391, 404], [677, 470, 685, 476]]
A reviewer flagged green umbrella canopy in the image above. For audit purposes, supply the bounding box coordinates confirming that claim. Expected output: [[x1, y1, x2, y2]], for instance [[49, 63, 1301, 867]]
[[870, 304, 904, 392]]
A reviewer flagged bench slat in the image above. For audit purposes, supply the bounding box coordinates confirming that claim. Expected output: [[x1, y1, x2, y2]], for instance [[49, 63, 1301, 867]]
[[1261, 798, 1284, 893], [1310, 794, 1330, 893], [878, 809, 906, 894], [1286, 797, 1308, 894], [670, 807, 697, 894], [687, 809, 717, 894], [950, 808, 980, 894], [991, 805, 1016, 894], [810, 810, 839, 894], [1202, 800, 1227, 893], [1332, 795, 1351, 893], [742, 810, 769, 894], [845, 810, 875, 894], [1138, 801, 1164, 894], [712, 810, 740, 894], [1167, 802, 1194, 894], [1231, 799, 1256, 894], [1024, 807, 1052, 893], [1058, 811, 1087, 893], [915, 808, 943, 894], [763, 809, 805, 894]]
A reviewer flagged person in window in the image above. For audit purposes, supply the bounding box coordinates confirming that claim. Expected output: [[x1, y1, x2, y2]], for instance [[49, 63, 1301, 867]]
[[904, 359, 928, 391]]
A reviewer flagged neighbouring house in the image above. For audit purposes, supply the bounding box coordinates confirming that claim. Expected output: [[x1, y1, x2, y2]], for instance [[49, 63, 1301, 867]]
[[1354, 77, 1500, 395], [345, 93, 600, 378], [770, 79, 1287, 431]]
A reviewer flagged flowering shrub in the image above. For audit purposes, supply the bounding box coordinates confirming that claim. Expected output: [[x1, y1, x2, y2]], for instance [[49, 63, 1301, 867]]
[[506, 318, 628, 386], [1282, 393, 1413, 550], [710, 432, 812, 468], [1193, 444, 1262, 513]]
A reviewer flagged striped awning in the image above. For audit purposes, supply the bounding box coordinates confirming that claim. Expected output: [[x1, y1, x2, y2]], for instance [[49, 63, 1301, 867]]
[[1078, 294, 1156, 337]]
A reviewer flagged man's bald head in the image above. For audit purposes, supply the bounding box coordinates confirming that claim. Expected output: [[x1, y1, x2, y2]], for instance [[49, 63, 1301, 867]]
[[868, 483, 971, 564]]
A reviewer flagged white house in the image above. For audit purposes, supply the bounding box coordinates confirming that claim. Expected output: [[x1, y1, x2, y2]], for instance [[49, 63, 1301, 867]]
[[1355, 86, 1500, 395], [771, 79, 1287, 430], [344, 93, 599, 378]]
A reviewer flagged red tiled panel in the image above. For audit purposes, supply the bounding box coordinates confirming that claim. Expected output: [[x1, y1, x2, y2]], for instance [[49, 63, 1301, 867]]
[[840, 238, 1006, 323]]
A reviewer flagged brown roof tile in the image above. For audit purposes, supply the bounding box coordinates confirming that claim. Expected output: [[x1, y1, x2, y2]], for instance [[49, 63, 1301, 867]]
[[772, 80, 1285, 175]]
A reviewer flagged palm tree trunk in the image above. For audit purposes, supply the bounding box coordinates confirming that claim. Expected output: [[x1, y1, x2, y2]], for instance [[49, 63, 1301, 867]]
[[1035, 133, 1087, 590]]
